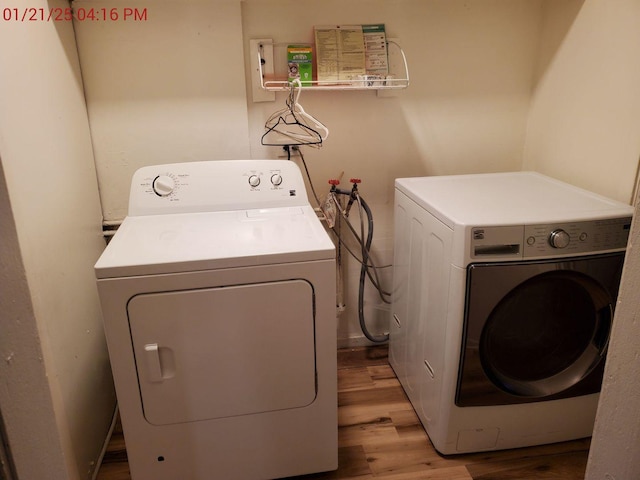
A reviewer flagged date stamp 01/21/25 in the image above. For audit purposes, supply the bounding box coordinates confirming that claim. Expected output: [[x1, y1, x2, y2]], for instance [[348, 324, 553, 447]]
[[3, 6, 148, 22]]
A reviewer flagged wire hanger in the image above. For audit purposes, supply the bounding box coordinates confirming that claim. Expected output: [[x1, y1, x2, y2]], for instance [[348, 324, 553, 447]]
[[261, 80, 329, 147]]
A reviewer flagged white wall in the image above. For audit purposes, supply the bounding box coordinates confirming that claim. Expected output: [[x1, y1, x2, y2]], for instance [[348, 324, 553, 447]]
[[524, 0, 640, 203], [0, 0, 637, 477], [0, 0, 636, 477], [0, 0, 116, 477], [75, 0, 546, 345], [523, 1, 640, 477], [74, 0, 251, 221], [243, 0, 540, 193], [0, 163, 69, 480], [75, 0, 640, 346], [586, 183, 640, 479], [522, 2, 640, 474], [242, 0, 543, 343]]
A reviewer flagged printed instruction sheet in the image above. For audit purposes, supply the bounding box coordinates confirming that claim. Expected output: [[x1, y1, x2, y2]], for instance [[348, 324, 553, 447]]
[[314, 25, 366, 82]]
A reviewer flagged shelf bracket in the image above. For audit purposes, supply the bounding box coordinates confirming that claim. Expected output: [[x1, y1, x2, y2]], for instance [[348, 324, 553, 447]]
[[250, 39, 275, 103], [377, 38, 404, 98]]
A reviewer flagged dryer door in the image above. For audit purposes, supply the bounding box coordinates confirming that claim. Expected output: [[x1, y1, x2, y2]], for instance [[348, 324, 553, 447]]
[[128, 279, 317, 425], [456, 253, 625, 407]]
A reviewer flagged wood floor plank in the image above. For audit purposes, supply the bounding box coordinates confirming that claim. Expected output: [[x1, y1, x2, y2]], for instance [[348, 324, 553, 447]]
[[460, 438, 591, 473], [339, 416, 399, 449], [338, 366, 375, 392], [96, 345, 590, 480], [388, 408, 425, 435], [337, 345, 389, 369], [363, 436, 449, 476], [376, 466, 473, 480], [465, 451, 588, 480], [95, 463, 132, 480], [464, 441, 590, 480]]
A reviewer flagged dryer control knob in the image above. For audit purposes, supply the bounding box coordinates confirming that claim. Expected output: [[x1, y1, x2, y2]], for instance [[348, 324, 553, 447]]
[[549, 229, 570, 248], [271, 173, 283, 186], [153, 175, 175, 196], [248, 175, 261, 187]]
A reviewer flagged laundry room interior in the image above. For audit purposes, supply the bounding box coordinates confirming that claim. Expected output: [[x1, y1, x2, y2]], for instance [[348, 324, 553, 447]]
[[1, 0, 640, 479]]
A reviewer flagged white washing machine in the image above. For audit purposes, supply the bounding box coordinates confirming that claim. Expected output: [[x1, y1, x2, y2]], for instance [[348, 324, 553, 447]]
[[389, 172, 633, 455], [95, 160, 337, 480]]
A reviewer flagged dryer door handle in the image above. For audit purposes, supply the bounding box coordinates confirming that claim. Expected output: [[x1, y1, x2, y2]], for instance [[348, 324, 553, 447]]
[[144, 343, 164, 382]]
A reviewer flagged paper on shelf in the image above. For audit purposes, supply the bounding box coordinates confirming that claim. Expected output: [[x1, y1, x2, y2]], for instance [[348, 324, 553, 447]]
[[314, 25, 366, 83], [363, 24, 389, 77]]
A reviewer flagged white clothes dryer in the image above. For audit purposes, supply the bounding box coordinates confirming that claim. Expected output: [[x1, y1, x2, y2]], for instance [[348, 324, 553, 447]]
[[389, 172, 633, 455], [95, 160, 337, 480]]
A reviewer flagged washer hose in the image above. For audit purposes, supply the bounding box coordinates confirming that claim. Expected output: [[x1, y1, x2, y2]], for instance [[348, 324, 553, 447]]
[[356, 194, 389, 343], [291, 148, 389, 342]]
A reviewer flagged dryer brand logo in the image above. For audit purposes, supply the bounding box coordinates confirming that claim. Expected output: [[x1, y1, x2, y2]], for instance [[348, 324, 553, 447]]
[[289, 190, 297, 196], [473, 229, 485, 240]]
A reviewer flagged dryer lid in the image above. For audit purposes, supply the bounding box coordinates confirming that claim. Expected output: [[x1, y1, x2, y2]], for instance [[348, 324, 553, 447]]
[[94, 205, 334, 278]]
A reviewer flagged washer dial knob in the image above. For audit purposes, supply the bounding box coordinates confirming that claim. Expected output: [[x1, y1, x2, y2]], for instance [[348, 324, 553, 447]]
[[153, 175, 175, 196], [549, 229, 570, 248]]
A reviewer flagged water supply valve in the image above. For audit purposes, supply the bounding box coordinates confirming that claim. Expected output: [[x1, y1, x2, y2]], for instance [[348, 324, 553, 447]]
[[323, 180, 341, 228]]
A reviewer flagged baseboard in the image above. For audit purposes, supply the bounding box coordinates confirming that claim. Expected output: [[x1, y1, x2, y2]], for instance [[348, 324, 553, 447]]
[[338, 335, 388, 349]]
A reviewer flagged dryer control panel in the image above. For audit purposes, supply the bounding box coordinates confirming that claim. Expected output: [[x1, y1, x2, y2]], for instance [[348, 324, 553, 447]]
[[470, 216, 632, 260], [128, 160, 309, 216]]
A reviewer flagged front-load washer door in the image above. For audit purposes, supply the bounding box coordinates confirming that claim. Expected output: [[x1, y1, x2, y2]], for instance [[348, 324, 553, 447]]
[[128, 279, 316, 425], [456, 253, 625, 407]]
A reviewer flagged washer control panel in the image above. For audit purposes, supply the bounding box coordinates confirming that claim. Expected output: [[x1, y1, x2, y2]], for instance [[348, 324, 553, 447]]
[[128, 160, 308, 216], [523, 217, 632, 257], [471, 217, 632, 260]]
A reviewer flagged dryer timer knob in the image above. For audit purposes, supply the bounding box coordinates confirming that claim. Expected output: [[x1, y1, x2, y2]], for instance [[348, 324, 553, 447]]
[[549, 229, 570, 248], [271, 174, 283, 186], [153, 175, 175, 196], [248, 175, 261, 187]]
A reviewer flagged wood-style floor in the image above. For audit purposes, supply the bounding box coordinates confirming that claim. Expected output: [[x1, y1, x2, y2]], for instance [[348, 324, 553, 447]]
[[96, 345, 591, 480]]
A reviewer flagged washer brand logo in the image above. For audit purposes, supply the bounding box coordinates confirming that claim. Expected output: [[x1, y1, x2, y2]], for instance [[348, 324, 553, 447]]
[[473, 229, 485, 240], [289, 190, 296, 196]]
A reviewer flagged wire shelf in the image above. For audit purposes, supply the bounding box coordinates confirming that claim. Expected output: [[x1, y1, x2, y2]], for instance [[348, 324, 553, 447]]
[[256, 40, 409, 92]]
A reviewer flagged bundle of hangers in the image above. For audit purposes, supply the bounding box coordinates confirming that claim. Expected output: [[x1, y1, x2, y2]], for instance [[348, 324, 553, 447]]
[[261, 79, 330, 148]]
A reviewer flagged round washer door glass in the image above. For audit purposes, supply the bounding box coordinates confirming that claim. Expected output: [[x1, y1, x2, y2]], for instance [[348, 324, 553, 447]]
[[456, 253, 625, 407], [480, 270, 611, 398]]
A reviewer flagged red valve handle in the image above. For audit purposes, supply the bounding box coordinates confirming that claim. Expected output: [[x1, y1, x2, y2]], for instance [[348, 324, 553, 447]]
[[350, 178, 361, 184], [328, 179, 340, 186]]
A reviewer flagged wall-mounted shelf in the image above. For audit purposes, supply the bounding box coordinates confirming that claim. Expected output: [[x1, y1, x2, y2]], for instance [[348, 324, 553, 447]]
[[250, 38, 409, 101]]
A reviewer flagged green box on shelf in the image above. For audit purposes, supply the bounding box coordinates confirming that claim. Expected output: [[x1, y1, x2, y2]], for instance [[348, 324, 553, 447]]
[[287, 45, 313, 86]]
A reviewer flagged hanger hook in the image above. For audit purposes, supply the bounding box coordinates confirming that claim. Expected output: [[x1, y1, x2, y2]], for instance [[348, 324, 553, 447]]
[[288, 81, 295, 103], [289, 78, 302, 105]]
